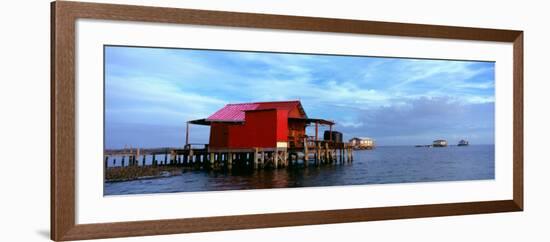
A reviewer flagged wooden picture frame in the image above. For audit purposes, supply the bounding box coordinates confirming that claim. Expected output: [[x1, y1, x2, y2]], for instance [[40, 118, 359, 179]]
[[51, 1, 523, 241]]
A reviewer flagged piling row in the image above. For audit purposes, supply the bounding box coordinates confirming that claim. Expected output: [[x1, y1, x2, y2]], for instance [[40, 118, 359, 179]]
[[104, 142, 353, 171]]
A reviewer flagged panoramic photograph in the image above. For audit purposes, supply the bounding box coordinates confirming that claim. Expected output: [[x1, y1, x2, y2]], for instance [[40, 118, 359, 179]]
[[103, 45, 495, 196]]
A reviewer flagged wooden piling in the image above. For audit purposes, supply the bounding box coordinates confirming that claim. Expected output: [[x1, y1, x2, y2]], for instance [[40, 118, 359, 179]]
[[325, 143, 330, 164], [253, 148, 259, 169], [209, 152, 214, 168], [274, 150, 279, 168], [189, 149, 194, 165], [228, 152, 233, 169], [303, 138, 309, 167], [260, 150, 265, 168]]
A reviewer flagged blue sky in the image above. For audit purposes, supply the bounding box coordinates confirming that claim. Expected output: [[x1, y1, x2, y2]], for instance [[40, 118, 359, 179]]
[[105, 46, 495, 148]]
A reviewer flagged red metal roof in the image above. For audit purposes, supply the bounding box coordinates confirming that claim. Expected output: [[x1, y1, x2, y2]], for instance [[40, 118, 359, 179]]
[[207, 100, 305, 122]]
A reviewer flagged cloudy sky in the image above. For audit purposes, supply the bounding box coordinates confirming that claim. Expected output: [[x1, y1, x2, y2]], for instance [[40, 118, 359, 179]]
[[104, 46, 495, 149]]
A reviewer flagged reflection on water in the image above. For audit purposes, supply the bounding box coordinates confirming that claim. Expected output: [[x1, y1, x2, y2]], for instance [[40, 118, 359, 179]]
[[104, 145, 494, 195]]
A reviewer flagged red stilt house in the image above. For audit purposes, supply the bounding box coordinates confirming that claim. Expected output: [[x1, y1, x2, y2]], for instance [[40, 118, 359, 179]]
[[188, 100, 334, 150]]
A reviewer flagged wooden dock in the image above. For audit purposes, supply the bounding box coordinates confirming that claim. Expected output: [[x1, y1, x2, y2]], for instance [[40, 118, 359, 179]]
[[104, 139, 353, 172]]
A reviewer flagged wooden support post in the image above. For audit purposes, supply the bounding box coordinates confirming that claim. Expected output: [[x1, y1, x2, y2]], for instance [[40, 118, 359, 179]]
[[303, 138, 308, 167], [152, 154, 156, 166], [185, 122, 189, 146], [254, 148, 259, 169], [163, 152, 167, 166], [313, 142, 318, 165], [325, 143, 330, 164], [329, 124, 333, 142], [136, 148, 141, 163], [316, 142, 321, 165], [260, 151, 265, 169], [284, 149, 289, 167], [121, 156, 126, 167], [344, 148, 348, 163], [315, 122, 319, 141], [189, 149, 194, 165], [142, 155, 146, 166], [104, 156, 108, 169], [228, 152, 233, 169], [209, 152, 214, 168], [274, 149, 279, 168]]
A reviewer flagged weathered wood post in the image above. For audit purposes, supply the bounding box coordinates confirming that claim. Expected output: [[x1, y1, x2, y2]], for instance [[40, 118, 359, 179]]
[[142, 154, 146, 167], [325, 143, 330, 165], [260, 150, 265, 169], [186, 149, 193, 165], [104, 156, 108, 170], [152, 154, 157, 166], [340, 148, 343, 164], [228, 152, 233, 170], [189, 149, 194, 166], [185, 121, 190, 146], [170, 150, 176, 166], [274, 149, 279, 168], [316, 142, 321, 165], [303, 138, 309, 167], [136, 148, 141, 166], [313, 142, 318, 165], [283, 148, 289, 167], [121, 156, 126, 167], [254, 148, 259, 169], [209, 152, 214, 169]]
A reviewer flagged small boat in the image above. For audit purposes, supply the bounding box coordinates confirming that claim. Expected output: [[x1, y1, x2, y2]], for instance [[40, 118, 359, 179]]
[[432, 140, 447, 147], [458, 140, 469, 146]]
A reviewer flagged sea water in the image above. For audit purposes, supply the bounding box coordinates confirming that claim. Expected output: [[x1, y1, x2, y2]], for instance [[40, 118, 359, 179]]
[[104, 144, 494, 195]]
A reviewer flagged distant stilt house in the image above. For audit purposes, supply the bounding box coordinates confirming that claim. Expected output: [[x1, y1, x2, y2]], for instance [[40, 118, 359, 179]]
[[349, 137, 375, 150], [187, 100, 335, 150], [433, 139, 448, 147]]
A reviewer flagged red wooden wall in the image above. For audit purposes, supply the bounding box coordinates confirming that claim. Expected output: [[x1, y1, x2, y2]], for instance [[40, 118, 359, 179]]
[[209, 109, 290, 149]]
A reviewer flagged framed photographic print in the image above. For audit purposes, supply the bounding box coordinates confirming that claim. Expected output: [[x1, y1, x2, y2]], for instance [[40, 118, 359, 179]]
[[51, 1, 523, 241]]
